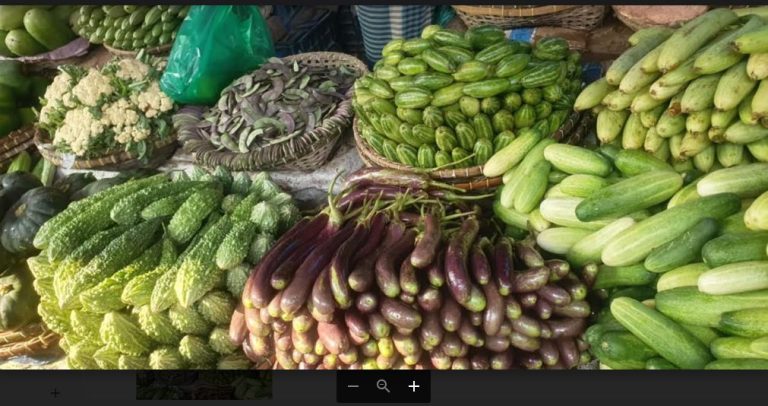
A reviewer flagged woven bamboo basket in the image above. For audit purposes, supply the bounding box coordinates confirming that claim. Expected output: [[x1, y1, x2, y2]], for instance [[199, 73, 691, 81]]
[[103, 43, 173, 58], [453, 5, 606, 31], [0, 322, 60, 361], [0, 126, 36, 171], [180, 52, 369, 172], [612, 6, 710, 31], [354, 111, 584, 191], [33, 127, 178, 171]]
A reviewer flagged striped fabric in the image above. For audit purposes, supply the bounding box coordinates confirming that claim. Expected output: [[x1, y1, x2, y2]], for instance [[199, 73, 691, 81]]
[[355, 5, 435, 65]]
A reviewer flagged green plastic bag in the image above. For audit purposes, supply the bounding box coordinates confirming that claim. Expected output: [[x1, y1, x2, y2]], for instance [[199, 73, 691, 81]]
[[160, 5, 275, 105]]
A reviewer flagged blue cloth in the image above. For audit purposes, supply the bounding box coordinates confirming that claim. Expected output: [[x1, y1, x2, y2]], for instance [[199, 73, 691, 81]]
[[355, 5, 435, 65]]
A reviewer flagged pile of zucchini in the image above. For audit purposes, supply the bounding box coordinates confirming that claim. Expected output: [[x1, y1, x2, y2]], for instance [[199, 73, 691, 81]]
[[575, 8, 768, 173], [492, 136, 768, 369], [354, 24, 582, 170], [25, 166, 300, 369]]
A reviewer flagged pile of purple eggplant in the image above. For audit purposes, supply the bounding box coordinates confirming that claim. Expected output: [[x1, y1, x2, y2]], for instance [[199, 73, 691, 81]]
[[229, 169, 593, 370]]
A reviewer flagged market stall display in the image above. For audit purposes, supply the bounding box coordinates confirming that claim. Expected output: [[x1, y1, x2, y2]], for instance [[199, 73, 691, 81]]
[[177, 53, 366, 171], [353, 25, 583, 188], [574, 8, 768, 172], [26, 167, 299, 369], [2, 4, 768, 371], [34, 53, 177, 170], [231, 168, 593, 369], [71, 5, 188, 55]]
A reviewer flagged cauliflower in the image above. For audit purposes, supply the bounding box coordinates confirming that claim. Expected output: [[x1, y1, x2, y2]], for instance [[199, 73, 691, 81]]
[[114, 124, 150, 145], [53, 108, 105, 156], [115, 58, 150, 82], [43, 71, 74, 103], [133, 82, 174, 118], [71, 70, 114, 107], [101, 99, 139, 129]]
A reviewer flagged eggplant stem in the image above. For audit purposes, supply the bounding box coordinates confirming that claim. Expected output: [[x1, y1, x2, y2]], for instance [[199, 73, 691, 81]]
[[327, 170, 345, 226], [441, 211, 477, 222]]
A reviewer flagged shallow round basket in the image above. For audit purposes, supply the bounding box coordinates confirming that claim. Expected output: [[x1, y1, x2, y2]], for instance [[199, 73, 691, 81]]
[[0, 38, 91, 70], [454, 5, 606, 31], [612, 6, 710, 31], [104, 43, 173, 58], [354, 111, 583, 191], [0, 322, 60, 361], [0, 126, 36, 162], [180, 52, 369, 172], [32, 127, 178, 171]]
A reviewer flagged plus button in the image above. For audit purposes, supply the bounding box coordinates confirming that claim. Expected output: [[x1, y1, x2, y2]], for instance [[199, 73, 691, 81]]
[[409, 381, 420, 392]]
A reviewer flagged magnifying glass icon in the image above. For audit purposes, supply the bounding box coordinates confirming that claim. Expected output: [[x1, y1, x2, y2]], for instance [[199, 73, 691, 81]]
[[376, 379, 390, 394]]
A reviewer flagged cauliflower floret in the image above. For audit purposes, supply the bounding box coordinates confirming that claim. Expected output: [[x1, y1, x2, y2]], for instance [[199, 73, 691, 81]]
[[53, 108, 105, 156], [71, 70, 114, 107], [115, 58, 150, 82], [43, 71, 74, 103], [114, 125, 150, 144], [133, 82, 174, 118], [101, 99, 140, 130]]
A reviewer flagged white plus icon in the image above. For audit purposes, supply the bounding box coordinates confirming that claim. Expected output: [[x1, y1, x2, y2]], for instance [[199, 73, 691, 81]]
[[409, 381, 420, 392]]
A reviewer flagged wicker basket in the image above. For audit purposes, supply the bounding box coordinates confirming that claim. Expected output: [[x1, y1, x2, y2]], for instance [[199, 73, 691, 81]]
[[454, 5, 606, 31], [33, 127, 178, 171], [0, 322, 60, 361], [0, 126, 36, 171], [612, 6, 710, 31], [354, 111, 583, 191], [104, 43, 173, 58], [180, 52, 368, 172]]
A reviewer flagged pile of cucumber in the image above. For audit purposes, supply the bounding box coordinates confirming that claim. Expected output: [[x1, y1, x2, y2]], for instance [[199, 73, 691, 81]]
[[72, 5, 189, 51], [0, 5, 76, 57], [575, 8, 768, 173], [492, 134, 768, 369], [353, 24, 582, 170]]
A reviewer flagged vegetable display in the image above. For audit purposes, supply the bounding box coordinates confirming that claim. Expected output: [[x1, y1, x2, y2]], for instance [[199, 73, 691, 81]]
[[575, 9, 768, 173], [37, 54, 174, 159], [490, 132, 768, 368], [71, 5, 189, 52], [185, 58, 356, 156], [25, 167, 299, 369], [231, 168, 593, 370], [0, 5, 76, 57], [353, 25, 582, 170]]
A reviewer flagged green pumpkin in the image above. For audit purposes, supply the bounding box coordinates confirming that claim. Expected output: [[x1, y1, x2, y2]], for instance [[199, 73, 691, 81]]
[[53, 172, 96, 199], [1, 187, 68, 255], [0, 172, 42, 215], [0, 264, 39, 330]]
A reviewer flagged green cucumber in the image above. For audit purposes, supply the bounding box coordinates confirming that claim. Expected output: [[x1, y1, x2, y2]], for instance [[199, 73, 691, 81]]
[[701, 232, 768, 268], [705, 358, 768, 369], [644, 218, 719, 273], [698, 261, 768, 295], [601, 194, 741, 267], [719, 307, 768, 338], [611, 297, 713, 369], [656, 263, 709, 292], [655, 286, 768, 327], [575, 171, 684, 222], [594, 264, 656, 289], [711, 337, 768, 360]]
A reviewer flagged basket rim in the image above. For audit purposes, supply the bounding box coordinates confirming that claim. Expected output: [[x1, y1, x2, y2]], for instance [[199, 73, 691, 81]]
[[103, 43, 173, 57], [33, 126, 178, 169], [453, 5, 579, 17], [354, 109, 582, 182], [180, 51, 369, 171]]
